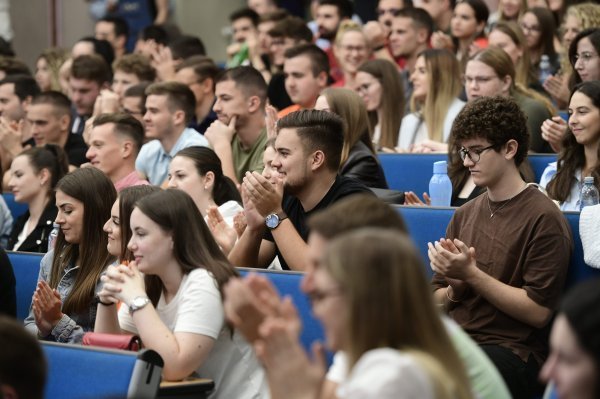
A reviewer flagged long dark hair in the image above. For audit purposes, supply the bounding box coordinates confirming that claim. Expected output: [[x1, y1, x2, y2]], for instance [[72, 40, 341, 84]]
[[174, 147, 241, 206], [134, 189, 238, 306], [117, 185, 161, 262], [50, 168, 116, 314], [569, 28, 600, 89], [547, 81, 600, 202]]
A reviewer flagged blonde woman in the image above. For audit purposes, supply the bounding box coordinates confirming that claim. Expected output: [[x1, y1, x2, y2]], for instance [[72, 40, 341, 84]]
[[399, 49, 464, 153], [333, 21, 372, 89], [35, 48, 70, 93]]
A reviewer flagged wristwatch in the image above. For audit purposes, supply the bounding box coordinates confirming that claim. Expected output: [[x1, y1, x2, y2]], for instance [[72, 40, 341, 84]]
[[265, 212, 288, 230], [128, 296, 150, 315]]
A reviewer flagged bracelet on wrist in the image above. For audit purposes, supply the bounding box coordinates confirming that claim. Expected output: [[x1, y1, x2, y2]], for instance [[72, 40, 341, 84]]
[[98, 299, 115, 306], [446, 286, 462, 303]]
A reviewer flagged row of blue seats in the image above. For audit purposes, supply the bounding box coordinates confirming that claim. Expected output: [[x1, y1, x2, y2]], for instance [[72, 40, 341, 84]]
[[379, 153, 557, 194], [9, 206, 596, 354]]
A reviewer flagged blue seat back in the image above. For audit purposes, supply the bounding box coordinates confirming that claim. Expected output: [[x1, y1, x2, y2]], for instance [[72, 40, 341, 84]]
[[395, 206, 453, 279], [562, 212, 600, 287], [379, 153, 557, 194], [42, 342, 162, 399], [3, 192, 28, 220], [7, 251, 44, 320], [237, 268, 327, 359], [378, 153, 445, 193], [528, 154, 557, 183], [395, 206, 600, 291]]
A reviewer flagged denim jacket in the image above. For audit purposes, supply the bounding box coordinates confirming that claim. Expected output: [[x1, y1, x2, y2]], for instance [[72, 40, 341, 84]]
[[24, 250, 102, 344]]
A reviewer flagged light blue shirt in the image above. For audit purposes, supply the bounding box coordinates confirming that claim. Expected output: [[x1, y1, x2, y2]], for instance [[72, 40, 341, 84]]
[[539, 161, 582, 211], [135, 127, 209, 185]]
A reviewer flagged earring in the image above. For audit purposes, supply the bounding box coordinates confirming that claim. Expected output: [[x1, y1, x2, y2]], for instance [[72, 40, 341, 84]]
[[204, 185, 208, 190]]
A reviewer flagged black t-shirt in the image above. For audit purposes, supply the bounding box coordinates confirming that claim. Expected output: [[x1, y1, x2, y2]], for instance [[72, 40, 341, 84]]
[[0, 249, 16, 317], [264, 176, 373, 270], [267, 72, 293, 111]]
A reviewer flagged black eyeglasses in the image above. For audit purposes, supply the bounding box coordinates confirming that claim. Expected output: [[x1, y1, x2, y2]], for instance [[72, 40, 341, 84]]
[[458, 145, 495, 163]]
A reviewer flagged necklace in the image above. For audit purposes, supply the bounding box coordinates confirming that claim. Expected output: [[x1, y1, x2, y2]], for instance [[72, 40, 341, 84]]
[[487, 194, 514, 218]]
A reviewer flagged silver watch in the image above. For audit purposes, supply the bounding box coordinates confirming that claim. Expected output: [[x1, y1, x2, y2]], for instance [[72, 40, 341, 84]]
[[128, 296, 150, 315]]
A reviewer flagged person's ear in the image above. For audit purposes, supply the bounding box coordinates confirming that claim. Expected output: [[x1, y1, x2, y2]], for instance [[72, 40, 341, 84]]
[[247, 95, 261, 113], [201, 78, 213, 95], [310, 150, 326, 171], [60, 114, 70, 131], [172, 109, 186, 126], [316, 71, 328, 89], [416, 28, 429, 45], [504, 139, 518, 160], [38, 167, 51, 186], [203, 171, 215, 190], [121, 140, 133, 159], [501, 75, 512, 96]]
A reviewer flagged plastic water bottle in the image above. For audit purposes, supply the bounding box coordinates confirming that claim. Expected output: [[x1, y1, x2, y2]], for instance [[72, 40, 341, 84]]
[[429, 161, 453, 207], [580, 176, 599, 211], [539, 54, 552, 86], [47, 223, 60, 251]]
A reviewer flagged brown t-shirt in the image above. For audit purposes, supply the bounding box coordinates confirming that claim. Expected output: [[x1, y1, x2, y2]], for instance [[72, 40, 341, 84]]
[[432, 186, 572, 364]]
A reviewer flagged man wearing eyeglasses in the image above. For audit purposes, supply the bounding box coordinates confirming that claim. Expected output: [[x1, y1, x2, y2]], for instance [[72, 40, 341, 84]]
[[429, 96, 572, 399]]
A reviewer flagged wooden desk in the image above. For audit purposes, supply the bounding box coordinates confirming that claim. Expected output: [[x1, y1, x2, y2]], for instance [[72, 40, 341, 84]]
[[158, 378, 215, 399]]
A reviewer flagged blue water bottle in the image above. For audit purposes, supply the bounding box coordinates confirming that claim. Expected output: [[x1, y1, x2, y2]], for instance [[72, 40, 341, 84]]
[[539, 54, 552, 86], [429, 161, 452, 207]]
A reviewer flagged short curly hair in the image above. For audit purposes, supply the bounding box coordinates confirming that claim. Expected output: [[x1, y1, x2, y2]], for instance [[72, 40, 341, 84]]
[[450, 96, 529, 166]]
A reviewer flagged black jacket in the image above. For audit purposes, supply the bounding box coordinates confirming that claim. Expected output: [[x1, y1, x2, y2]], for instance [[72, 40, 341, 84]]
[[341, 141, 389, 189], [8, 201, 57, 253]]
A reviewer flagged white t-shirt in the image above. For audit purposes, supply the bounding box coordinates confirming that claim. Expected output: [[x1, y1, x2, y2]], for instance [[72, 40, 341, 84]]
[[336, 348, 435, 399], [118, 269, 268, 399]]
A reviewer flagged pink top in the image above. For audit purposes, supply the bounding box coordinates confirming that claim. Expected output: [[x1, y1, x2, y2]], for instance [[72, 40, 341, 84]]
[[114, 171, 150, 192]]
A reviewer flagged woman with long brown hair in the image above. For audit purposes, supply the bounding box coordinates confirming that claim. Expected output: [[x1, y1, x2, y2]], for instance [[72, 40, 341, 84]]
[[24, 168, 116, 342], [355, 59, 404, 151], [541, 81, 600, 211], [96, 189, 267, 397]]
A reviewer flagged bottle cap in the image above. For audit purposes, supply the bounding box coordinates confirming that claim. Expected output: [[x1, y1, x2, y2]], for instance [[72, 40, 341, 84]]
[[584, 176, 595, 184], [433, 160, 447, 174]]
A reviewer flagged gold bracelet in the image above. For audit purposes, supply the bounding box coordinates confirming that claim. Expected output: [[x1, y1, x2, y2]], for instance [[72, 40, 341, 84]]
[[446, 286, 461, 303]]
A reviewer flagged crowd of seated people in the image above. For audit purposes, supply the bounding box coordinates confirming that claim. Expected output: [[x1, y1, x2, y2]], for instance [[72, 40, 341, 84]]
[[0, 0, 599, 397]]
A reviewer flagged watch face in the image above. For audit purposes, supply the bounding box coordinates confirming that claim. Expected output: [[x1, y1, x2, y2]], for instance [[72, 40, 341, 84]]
[[133, 297, 148, 308], [265, 214, 279, 229]]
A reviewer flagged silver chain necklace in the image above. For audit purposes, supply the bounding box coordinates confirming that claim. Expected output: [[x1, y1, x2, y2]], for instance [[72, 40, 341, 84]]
[[487, 194, 515, 219]]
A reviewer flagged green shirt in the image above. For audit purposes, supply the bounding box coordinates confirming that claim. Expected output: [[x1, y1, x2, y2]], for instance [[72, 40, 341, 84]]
[[232, 128, 267, 182]]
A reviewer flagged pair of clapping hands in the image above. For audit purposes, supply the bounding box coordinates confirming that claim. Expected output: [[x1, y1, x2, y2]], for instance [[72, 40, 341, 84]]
[[224, 275, 327, 399], [97, 261, 146, 308]]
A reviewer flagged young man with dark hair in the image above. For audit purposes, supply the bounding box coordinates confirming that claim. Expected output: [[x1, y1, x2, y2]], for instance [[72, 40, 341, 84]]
[[174, 58, 220, 134], [278, 44, 329, 117], [227, 8, 261, 67], [26, 91, 88, 167], [95, 15, 129, 59], [111, 53, 156, 101], [207, 66, 268, 184], [429, 96, 572, 398], [168, 35, 206, 61], [389, 8, 434, 108], [135, 81, 208, 185], [419, 0, 455, 33], [87, 113, 148, 191], [122, 82, 149, 125], [0, 75, 41, 172], [314, 0, 353, 82], [228, 109, 371, 271], [69, 54, 112, 135]]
